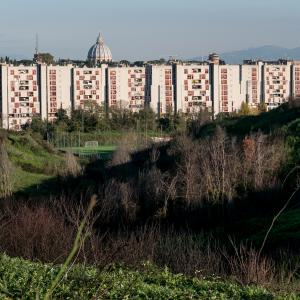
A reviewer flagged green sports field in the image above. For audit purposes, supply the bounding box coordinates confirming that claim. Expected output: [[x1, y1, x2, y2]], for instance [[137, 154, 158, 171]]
[[60, 145, 117, 159]]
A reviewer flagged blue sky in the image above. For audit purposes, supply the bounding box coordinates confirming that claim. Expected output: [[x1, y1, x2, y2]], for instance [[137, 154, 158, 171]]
[[0, 0, 299, 61]]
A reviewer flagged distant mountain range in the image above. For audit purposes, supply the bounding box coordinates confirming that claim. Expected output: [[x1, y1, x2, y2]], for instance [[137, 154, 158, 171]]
[[194, 46, 300, 64], [2, 46, 300, 64]]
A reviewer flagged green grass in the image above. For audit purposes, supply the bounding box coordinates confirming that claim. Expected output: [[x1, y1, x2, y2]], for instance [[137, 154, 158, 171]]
[[4, 133, 116, 194], [61, 145, 117, 160], [235, 208, 300, 248], [7, 134, 63, 173], [0, 254, 293, 299], [12, 168, 53, 193], [64, 145, 117, 153], [197, 103, 300, 138], [5, 133, 64, 194]]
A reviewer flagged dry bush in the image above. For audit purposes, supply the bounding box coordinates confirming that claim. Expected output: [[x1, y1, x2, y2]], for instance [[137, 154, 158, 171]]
[[223, 241, 275, 286], [174, 128, 240, 206], [109, 132, 139, 167], [174, 128, 285, 208], [154, 231, 225, 277], [99, 179, 139, 224], [90, 226, 158, 267], [0, 203, 75, 262], [87, 225, 224, 278], [137, 164, 178, 219], [138, 167, 166, 214], [149, 144, 160, 164], [242, 133, 286, 191], [99, 179, 122, 223], [174, 134, 202, 206], [197, 127, 240, 204], [60, 151, 82, 178], [0, 136, 12, 199], [119, 182, 138, 223]]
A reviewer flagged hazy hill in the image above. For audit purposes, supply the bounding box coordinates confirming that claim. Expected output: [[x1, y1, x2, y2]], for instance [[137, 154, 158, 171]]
[[194, 45, 300, 64]]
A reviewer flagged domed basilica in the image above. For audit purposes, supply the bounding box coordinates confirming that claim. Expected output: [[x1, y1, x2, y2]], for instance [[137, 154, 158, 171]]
[[87, 33, 113, 65]]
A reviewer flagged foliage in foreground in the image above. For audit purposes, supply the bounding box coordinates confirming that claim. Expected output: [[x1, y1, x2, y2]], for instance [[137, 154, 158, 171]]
[[0, 254, 291, 300]]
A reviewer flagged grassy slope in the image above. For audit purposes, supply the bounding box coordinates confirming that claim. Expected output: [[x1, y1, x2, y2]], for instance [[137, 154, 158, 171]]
[[5, 133, 117, 195], [197, 103, 300, 137], [0, 254, 291, 300], [235, 208, 300, 248], [6, 133, 64, 194]]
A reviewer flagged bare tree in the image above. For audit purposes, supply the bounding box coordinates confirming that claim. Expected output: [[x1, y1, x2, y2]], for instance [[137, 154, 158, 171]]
[[242, 132, 285, 191]]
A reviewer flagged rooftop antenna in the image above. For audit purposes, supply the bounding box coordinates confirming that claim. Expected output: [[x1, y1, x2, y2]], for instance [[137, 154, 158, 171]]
[[34, 33, 40, 63], [35, 33, 39, 56]]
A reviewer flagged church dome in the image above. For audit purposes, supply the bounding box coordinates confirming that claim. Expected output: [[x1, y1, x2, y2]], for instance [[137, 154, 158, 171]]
[[87, 33, 112, 64]]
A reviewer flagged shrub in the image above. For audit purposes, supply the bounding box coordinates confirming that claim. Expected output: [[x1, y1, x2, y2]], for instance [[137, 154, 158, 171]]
[[0, 203, 74, 262], [109, 131, 140, 167], [60, 151, 82, 178]]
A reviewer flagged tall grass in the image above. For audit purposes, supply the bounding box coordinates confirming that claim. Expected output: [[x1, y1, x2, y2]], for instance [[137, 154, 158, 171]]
[[0, 134, 12, 199]]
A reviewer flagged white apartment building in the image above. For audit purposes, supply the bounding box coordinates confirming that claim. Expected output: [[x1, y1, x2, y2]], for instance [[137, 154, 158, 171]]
[[108, 66, 146, 112], [0, 64, 40, 130], [240, 62, 263, 109], [292, 61, 300, 99], [175, 63, 212, 114], [39, 65, 73, 121], [262, 61, 292, 110], [212, 64, 242, 115], [2, 58, 300, 130], [145, 65, 174, 115], [72, 65, 107, 110]]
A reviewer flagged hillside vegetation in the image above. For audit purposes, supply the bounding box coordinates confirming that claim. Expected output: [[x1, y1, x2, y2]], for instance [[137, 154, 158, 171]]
[[195, 102, 300, 138], [3, 132, 64, 195], [0, 254, 292, 299], [1, 104, 300, 298]]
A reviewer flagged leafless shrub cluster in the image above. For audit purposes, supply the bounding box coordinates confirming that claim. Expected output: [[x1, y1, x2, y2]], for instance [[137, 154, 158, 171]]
[[173, 127, 286, 208], [241, 133, 285, 191], [60, 151, 82, 178], [0, 203, 74, 262], [99, 179, 139, 224], [89, 127, 287, 226], [223, 240, 275, 286], [138, 167, 168, 216]]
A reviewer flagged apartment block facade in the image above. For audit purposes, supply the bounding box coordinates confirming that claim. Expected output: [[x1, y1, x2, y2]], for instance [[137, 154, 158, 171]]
[[108, 67, 146, 112], [292, 62, 300, 99], [72, 66, 106, 110], [0, 65, 40, 130], [1, 59, 300, 130], [262, 61, 292, 110], [145, 65, 174, 115], [212, 64, 242, 115], [240, 62, 263, 109], [175, 64, 212, 114], [43, 65, 72, 121]]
